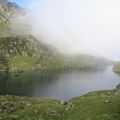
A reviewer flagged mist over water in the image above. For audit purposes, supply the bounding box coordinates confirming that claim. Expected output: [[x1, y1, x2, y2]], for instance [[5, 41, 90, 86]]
[[0, 66, 120, 99], [20, 0, 120, 60]]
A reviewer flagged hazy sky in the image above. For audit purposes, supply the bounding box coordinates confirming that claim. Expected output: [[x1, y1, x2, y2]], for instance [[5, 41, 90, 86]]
[[9, 0, 120, 60]]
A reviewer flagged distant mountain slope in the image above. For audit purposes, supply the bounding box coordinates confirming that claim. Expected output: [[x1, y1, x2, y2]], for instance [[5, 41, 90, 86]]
[[0, 0, 24, 35], [0, 0, 63, 71], [0, 0, 21, 22], [62, 54, 112, 70], [0, 0, 112, 72], [0, 35, 62, 71], [0, 34, 111, 71], [113, 63, 120, 73]]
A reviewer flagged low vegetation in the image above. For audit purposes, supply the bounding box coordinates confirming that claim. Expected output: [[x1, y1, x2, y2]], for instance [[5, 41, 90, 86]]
[[113, 64, 120, 73], [0, 35, 64, 71], [0, 86, 120, 120], [0, 35, 112, 72]]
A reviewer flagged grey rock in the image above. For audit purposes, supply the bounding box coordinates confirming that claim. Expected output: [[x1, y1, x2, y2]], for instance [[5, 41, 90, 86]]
[[105, 100, 111, 103]]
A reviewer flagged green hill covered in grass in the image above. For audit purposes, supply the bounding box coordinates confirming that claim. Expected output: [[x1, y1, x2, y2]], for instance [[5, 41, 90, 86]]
[[0, 35, 65, 71], [0, 34, 111, 71], [0, 86, 120, 120]]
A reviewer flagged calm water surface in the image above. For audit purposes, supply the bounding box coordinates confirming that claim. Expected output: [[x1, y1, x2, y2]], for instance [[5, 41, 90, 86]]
[[0, 66, 120, 99]]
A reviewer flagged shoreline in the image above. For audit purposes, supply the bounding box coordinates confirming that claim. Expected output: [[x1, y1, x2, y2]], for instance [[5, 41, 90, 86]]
[[0, 86, 120, 120]]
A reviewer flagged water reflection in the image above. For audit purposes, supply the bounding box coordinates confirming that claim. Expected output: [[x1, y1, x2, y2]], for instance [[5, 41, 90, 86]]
[[0, 66, 120, 99], [0, 70, 60, 97]]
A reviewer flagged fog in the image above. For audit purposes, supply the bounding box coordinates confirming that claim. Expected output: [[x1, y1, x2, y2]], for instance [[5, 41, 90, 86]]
[[24, 0, 120, 60]]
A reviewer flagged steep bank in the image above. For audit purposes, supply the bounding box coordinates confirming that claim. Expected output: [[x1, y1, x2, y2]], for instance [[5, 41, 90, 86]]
[[113, 64, 120, 73], [0, 86, 120, 120]]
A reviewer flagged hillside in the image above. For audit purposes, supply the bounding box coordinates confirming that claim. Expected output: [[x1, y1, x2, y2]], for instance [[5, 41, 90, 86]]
[[0, 86, 120, 120], [63, 54, 112, 70], [0, 0, 64, 71], [113, 63, 120, 73], [0, 0, 20, 23], [0, 35, 64, 71], [0, 0, 22, 34], [0, 36, 111, 71], [0, 0, 112, 72]]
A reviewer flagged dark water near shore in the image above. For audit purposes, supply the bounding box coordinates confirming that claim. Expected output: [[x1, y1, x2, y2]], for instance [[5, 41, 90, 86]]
[[0, 66, 120, 99]]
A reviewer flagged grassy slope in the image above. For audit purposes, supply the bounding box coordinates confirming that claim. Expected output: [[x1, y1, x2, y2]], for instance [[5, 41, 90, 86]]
[[113, 64, 120, 73], [0, 35, 65, 71], [0, 36, 37, 70], [0, 35, 111, 71], [0, 87, 120, 120], [63, 54, 111, 71]]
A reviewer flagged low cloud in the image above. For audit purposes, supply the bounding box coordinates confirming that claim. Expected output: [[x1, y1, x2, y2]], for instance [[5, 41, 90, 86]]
[[24, 0, 120, 60]]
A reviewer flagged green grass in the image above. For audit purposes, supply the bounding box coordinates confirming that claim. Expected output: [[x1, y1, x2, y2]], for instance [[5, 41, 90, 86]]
[[0, 87, 120, 120], [0, 36, 38, 70], [8, 54, 38, 70], [113, 64, 120, 73]]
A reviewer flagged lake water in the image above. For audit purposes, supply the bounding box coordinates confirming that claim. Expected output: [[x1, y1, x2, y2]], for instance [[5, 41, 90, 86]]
[[0, 66, 120, 99]]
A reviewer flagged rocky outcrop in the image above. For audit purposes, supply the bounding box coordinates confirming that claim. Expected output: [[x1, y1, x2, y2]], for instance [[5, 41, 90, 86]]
[[0, 0, 21, 23]]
